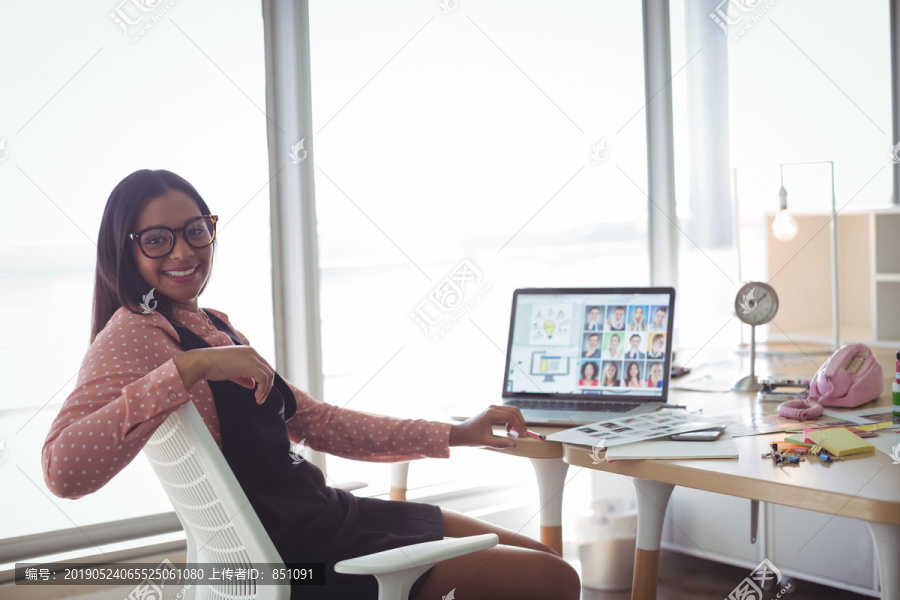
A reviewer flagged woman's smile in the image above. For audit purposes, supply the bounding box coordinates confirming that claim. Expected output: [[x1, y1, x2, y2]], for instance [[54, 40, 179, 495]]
[[161, 264, 200, 281]]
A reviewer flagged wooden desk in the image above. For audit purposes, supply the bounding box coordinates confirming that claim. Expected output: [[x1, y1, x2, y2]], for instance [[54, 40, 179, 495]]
[[564, 347, 900, 600], [398, 345, 898, 592]]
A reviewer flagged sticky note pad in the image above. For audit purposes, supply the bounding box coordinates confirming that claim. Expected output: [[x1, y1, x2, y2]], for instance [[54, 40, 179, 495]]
[[784, 435, 813, 446], [774, 442, 811, 453], [804, 428, 875, 457]]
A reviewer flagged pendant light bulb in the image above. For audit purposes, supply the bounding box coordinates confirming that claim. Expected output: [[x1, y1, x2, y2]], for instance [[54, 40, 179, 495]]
[[772, 169, 798, 242]]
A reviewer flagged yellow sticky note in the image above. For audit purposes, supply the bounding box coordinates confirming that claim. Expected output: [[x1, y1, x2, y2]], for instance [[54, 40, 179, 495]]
[[805, 428, 875, 457]]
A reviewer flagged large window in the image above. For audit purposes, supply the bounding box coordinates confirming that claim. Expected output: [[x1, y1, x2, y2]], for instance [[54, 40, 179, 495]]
[[0, 1, 271, 545], [309, 0, 651, 488], [668, 0, 892, 361], [4, 0, 892, 564]]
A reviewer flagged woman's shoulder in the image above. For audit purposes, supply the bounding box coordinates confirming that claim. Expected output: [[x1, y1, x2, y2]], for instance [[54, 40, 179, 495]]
[[76, 307, 181, 372], [93, 305, 245, 350], [93, 306, 182, 347]]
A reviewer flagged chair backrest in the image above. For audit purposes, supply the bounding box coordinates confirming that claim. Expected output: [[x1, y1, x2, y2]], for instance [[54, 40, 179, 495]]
[[144, 402, 288, 600]]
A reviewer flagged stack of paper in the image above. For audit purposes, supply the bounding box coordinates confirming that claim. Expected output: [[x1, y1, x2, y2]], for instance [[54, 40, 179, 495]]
[[545, 409, 731, 448], [544, 409, 738, 461]]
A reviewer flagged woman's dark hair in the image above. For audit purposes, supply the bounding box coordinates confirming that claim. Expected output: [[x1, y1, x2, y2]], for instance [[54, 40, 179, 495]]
[[90, 169, 215, 343], [581, 361, 598, 379]]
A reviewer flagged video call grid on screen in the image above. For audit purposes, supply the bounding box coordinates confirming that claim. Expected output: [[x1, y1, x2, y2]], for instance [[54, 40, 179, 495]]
[[503, 289, 675, 398]]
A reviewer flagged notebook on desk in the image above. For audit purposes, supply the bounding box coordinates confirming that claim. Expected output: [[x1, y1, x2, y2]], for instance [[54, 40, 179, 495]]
[[604, 434, 739, 461], [497, 287, 676, 426]]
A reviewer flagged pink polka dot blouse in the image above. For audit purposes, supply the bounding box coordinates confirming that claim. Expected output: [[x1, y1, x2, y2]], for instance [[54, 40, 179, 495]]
[[42, 306, 452, 498]]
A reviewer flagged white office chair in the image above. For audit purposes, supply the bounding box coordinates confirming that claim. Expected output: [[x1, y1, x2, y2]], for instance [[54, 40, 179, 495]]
[[144, 402, 498, 600]]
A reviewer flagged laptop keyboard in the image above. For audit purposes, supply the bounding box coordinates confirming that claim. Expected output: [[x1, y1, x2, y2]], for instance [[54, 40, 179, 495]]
[[510, 399, 641, 413]]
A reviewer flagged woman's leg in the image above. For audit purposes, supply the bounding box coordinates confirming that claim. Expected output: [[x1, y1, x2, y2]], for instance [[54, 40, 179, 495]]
[[441, 508, 557, 554], [412, 509, 581, 600]]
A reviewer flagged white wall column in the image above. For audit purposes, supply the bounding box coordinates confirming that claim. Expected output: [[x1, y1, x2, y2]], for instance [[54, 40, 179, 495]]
[[685, 0, 733, 247], [262, 0, 326, 469], [642, 0, 679, 287]]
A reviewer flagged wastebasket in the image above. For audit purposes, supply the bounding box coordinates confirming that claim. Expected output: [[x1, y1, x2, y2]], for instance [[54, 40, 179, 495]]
[[576, 498, 638, 591]]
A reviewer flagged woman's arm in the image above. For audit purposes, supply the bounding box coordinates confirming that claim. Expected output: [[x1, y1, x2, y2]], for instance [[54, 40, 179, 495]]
[[41, 310, 214, 499], [281, 381, 526, 462], [281, 379, 452, 462]]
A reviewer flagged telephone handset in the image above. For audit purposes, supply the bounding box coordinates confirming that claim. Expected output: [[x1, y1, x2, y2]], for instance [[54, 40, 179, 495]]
[[808, 344, 883, 408]]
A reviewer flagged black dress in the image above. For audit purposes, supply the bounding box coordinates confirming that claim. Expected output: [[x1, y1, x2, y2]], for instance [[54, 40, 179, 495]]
[[169, 310, 443, 599]]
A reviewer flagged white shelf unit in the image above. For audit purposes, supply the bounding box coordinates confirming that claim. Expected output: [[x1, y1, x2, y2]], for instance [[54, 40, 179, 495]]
[[765, 208, 900, 348]]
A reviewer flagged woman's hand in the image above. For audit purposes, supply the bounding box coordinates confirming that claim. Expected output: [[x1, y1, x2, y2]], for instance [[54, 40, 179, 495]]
[[449, 405, 528, 450], [174, 347, 275, 404]]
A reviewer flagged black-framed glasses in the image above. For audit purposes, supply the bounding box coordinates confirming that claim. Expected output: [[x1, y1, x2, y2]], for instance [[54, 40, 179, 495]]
[[129, 215, 218, 259]]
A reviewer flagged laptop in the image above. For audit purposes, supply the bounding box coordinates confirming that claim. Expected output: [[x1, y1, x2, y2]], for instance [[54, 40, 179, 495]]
[[501, 287, 676, 426]]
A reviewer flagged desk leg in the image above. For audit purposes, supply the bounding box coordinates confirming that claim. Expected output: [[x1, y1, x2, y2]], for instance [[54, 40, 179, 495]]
[[389, 462, 410, 501], [867, 521, 900, 599], [529, 457, 569, 555], [631, 478, 675, 600]]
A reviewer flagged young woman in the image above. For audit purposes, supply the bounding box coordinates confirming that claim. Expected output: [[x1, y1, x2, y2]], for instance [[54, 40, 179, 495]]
[[41, 170, 580, 600], [601, 361, 620, 387], [647, 362, 663, 388], [624, 362, 643, 387], [579, 361, 599, 386], [627, 305, 647, 332]]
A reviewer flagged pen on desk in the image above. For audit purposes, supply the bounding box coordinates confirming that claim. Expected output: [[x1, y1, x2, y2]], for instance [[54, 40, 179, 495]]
[[666, 404, 688, 410], [506, 423, 546, 440]]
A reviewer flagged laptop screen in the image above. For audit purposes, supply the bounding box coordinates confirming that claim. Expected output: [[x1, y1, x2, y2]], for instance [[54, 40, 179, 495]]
[[502, 287, 675, 400]]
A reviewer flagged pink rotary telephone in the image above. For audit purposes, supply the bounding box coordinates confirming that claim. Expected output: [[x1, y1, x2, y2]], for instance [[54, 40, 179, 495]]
[[808, 343, 884, 407]]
